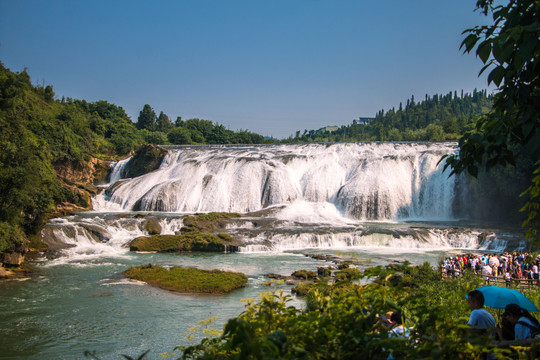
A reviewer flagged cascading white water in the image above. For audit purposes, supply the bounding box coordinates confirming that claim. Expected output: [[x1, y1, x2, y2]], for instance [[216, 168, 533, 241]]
[[42, 216, 184, 265], [45, 142, 519, 257], [238, 229, 485, 253], [108, 156, 132, 184], [96, 143, 460, 221]]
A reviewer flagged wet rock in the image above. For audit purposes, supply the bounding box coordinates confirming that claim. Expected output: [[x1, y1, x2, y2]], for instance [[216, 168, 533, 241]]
[[0, 266, 15, 279], [145, 219, 162, 235], [267, 273, 288, 280], [2, 252, 24, 266]]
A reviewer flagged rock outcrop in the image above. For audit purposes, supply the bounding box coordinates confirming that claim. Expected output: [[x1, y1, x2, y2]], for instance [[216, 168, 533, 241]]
[[123, 145, 167, 178], [54, 157, 111, 185], [2, 252, 24, 266], [51, 156, 112, 216]]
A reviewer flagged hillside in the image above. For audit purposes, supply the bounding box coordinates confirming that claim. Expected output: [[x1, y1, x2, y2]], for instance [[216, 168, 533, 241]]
[[288, 90, 492, 142]]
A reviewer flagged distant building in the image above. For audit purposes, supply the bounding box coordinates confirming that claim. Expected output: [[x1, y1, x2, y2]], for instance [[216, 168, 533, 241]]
[[323, 125, 339, 132], [356, 117, 375, 125]]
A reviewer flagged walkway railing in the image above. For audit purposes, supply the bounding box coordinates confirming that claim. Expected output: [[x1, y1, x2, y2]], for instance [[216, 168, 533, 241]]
[[442, 269, 540, 289]]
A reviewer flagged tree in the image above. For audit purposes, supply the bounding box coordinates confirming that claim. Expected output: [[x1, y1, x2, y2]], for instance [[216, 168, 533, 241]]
[[208, 124, 231, 144], [175, 116, 184, 127], [443, 0, 540, 244], [167, 127, 192, 145], [156, 111, 173, 132], [184, 118, 214, 139], [137, 104, 156, 131]]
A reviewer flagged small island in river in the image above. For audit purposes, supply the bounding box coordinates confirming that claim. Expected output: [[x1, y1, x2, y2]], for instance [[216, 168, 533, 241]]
[[124, 264, 248, 294]]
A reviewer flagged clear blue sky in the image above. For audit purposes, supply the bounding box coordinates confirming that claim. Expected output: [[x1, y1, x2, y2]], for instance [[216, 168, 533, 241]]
[[0, 0, 493, 139]]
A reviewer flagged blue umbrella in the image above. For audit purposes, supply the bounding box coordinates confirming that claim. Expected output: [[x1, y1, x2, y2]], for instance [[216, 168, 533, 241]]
[[474, 286, 539, 312]]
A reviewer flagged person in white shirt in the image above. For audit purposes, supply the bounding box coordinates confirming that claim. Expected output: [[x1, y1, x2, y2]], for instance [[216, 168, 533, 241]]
[[532, 263, 539, 281]]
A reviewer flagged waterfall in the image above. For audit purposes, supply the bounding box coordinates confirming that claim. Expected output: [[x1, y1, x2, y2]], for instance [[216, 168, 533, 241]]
[[43, 142, 521, 257], [41, 215, 184, 265], [96, 143, 460, 221], [108, 157, 132, 184]]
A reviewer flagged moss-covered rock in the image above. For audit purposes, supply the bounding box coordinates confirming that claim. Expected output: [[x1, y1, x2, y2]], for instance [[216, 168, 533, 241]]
[[334, 267, 360, 282], [129, 233, 237, 252], [124, 264, 248, 294], [124, 144, 167, 178], [145, 219, 162, 235], [317, 266, 332, 278], [181, 212, 241, 234], [291, 269, 318, 280]]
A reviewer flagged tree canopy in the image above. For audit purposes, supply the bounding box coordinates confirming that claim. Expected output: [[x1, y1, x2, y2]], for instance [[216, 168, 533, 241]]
[[442, 0, 540, 244]]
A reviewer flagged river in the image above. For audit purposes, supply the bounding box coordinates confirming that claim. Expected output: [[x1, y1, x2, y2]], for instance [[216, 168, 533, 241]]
[[0, 143, 522, 359]]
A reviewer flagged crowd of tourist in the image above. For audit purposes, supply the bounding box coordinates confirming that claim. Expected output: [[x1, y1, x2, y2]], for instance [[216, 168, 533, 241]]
[[441, 252, 540, 284]]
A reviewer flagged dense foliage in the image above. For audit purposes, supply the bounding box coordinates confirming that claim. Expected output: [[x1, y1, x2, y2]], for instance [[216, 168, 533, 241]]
[[124, 264, 248, 294], [137, 106, 268, 146], [174, 263, 540, 359], [286, 90, 492, 143], [443, 0, 540, 245]]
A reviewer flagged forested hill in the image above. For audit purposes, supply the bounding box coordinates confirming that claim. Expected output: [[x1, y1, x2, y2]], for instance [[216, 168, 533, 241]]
[[0, 63, 267, 263], [288, 90, 492, 142]]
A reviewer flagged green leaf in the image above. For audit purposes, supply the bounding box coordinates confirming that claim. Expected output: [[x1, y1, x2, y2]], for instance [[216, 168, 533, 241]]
[[487, 66, 504, 87], [460, 33, 479, 53], [478, 61, 493, 76], [492, 38, 514, 64], [476, 41, 491, 63]]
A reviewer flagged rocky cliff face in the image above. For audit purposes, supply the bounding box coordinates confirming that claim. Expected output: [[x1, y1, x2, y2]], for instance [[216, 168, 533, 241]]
[[51, 157, 112, 216], [55, 157, 111, 186]]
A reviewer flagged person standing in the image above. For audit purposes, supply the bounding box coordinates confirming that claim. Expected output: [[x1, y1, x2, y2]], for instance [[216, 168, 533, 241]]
[[532, 262, 539, 283]]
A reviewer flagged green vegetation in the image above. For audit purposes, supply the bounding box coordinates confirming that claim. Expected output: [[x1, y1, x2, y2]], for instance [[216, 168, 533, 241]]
[[177, 263, 540, 359], [129, 233, 233, 252], [442, 0, 540, 247], [286, 90, 492, 143], [181, 213, 242, 234], [124, 264, 248, 294], [137, 106, 268, 145], [130, 213, 242, 252], [0, 62, 143, 258], [334, 267, 361, 282]]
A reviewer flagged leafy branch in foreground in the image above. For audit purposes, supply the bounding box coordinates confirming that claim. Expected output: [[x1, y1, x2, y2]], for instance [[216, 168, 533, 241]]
[[175, 264, 539, 359], [443, 0, 540, 247]]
